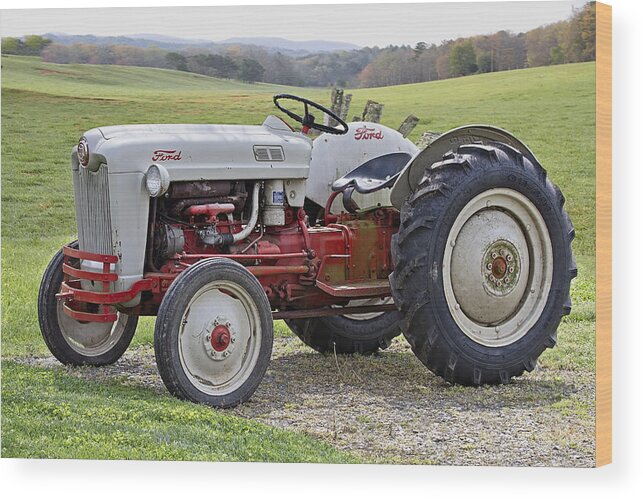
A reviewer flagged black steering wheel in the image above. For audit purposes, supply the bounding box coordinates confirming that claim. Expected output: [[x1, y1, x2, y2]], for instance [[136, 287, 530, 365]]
[[273, 94, 349, 135]]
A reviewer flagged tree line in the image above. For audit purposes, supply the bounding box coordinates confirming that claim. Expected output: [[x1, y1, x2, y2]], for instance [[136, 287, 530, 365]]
[[356, 1, 596, 86], [1, 35, 52, 56], [1, 2, 595, 87]]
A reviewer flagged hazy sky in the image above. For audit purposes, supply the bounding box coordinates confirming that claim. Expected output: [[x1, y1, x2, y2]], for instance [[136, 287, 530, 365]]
[[1, 1, 589, 47]]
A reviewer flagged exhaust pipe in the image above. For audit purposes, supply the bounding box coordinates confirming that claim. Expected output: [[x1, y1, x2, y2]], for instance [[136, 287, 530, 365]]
[[232, 182, 261, 243]]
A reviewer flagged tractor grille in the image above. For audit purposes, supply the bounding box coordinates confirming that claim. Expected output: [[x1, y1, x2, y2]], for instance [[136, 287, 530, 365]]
[[253, 145, 285, 162], [73, 164, 113, 255]]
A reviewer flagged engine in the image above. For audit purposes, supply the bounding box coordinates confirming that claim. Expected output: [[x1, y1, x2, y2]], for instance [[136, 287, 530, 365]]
[[149, 180, 252, 270], [144, 176, 399, 312]]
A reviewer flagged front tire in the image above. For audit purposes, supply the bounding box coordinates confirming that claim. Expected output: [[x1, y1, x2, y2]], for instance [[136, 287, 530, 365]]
[[154, 258, 273, 408], [390, 143, 576, 385], [38, 241, 138, 366]]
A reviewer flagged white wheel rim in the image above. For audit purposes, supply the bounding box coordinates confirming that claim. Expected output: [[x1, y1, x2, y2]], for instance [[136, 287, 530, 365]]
[[442, 188, 553, 347], [333, 297, 394, 321], [178, 280, 262, 396], [57, 301, 129, 356]]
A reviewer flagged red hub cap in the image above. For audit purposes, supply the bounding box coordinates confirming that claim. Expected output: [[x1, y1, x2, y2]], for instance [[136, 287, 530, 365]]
[[210, 325, 231, 352], [491, 256, 508, 279]]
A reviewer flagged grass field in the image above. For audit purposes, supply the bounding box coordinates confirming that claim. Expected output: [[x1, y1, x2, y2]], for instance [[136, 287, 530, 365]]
[[1, 360, 355, 462], [1, 55, 596, 462]]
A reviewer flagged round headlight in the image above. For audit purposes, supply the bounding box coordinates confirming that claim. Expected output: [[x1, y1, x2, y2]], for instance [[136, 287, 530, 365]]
[[145, 164, 170, 197], [77, 137, 90, 167]]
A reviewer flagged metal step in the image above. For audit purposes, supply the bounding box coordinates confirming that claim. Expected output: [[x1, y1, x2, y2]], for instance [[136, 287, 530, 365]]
[[315, 278, 391, 298]]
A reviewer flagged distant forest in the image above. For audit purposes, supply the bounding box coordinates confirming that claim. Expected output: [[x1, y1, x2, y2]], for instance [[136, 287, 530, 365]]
[[2, 2, 596, 88]]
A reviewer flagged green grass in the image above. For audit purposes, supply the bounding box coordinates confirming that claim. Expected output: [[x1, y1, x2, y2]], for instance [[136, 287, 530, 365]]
[[1, 55, 299, 99], [1, 360, 355, 462], [1, 55, 596, 461]]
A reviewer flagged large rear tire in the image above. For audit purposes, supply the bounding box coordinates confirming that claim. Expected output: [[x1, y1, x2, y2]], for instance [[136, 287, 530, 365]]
[[38, 241, 138, 366], [285, 298, 401, 354], [390, 143, 576, 385], [154, 258, 273, 408]]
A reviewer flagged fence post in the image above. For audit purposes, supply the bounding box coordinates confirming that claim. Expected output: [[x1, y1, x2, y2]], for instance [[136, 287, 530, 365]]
[[327, 87, 352, 127], [362, 100, 384, 123], [398, 115, 419, 138], [339, 93, 352, 122]]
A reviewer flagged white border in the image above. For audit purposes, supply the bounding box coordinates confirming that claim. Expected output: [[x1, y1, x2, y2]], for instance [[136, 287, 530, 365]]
[[1, 0, 641, 497]]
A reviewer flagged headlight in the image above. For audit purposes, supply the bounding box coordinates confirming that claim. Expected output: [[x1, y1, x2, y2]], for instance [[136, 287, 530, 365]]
[[145, 164, 170, 197], [77, 137, 90, 167]]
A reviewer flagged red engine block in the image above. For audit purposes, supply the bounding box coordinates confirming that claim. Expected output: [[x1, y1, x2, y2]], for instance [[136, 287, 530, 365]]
[[139, 207, 399, 315]]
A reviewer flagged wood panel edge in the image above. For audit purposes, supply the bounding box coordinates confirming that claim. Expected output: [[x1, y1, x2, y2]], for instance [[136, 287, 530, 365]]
[[595, 1, 612, 468]]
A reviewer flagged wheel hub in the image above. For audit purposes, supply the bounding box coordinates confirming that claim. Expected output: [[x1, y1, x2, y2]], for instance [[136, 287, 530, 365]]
[[210, 325, 231, 351], [492, 257, 507, 278], [449, 208, 528, 326], [202, 315, 237, 361], [482, 240, 521, 297]]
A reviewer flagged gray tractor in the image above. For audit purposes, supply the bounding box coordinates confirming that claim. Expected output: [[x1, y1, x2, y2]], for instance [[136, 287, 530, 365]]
[[39, 94, 576, 407]]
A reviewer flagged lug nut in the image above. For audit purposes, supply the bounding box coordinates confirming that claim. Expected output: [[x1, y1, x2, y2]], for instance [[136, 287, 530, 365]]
[[506, 254, 513, 262], [487, 263, 493, 270], [509, 266, 515, 273]]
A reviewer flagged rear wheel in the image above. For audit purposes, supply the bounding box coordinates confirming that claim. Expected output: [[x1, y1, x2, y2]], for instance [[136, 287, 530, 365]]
[[154, 258, 273, 408], [390, 143, 576, 385], [38, 241, 138, 366], [285, 298, 401, 354]]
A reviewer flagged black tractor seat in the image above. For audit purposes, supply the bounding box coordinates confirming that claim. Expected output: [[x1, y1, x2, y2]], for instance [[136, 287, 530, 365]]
[[331, 152, 412, 213]]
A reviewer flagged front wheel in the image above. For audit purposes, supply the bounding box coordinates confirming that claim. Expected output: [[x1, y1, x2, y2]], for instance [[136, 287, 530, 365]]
[[38, 241, 138, 366], [390, 143, 576, 385], [154, 258, 273, 408]]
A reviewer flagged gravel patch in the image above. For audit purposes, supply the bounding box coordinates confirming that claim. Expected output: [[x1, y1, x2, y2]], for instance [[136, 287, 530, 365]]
[[15, 334, 595, 467]]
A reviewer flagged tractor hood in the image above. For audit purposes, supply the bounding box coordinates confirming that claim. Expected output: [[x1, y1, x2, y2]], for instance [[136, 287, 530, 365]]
[[75, 116, 312, 181]]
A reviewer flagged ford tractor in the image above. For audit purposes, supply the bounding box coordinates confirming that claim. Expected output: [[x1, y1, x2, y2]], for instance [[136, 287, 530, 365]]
[[38, 94, 576, 407]]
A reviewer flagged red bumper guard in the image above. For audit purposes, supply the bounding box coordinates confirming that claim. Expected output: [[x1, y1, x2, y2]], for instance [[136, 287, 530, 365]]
[[57, 244, 152, 323]]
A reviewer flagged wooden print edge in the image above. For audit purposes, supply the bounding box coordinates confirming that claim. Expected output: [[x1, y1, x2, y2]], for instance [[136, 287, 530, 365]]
[[595, 1, 612, 467]]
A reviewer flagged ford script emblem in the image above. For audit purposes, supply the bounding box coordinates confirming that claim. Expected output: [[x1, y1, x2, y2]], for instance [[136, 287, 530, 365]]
[[152, 149, 182, 161]]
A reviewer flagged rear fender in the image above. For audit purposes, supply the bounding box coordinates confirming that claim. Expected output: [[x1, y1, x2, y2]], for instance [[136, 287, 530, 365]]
[[390, 125, 539, 209]]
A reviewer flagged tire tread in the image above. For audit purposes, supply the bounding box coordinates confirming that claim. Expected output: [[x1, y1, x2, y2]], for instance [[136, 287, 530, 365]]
[[389, 143, 576, 386]]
